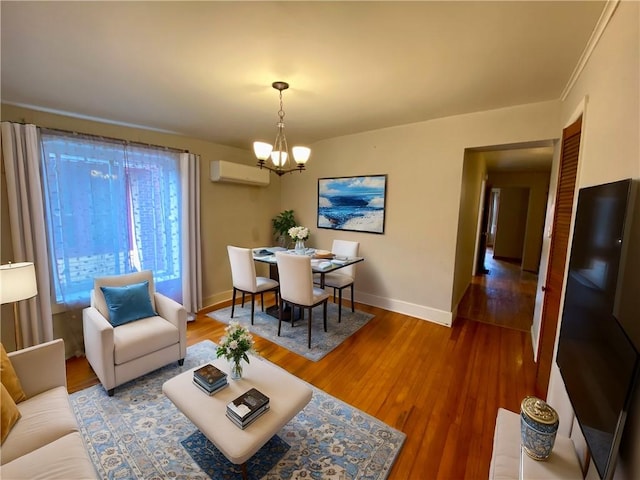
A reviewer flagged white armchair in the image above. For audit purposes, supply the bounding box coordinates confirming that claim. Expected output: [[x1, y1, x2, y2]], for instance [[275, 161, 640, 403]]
[[82, 270, 187, 396]]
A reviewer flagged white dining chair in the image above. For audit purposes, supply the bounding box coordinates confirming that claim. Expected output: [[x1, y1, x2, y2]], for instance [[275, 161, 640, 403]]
[[227, 245, 279, 325], [323, 239, 359, 323], [276, 252, 330, 349]]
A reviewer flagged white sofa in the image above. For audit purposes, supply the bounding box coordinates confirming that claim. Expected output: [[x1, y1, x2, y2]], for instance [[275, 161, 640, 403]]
[[1, 339, 97, 479]]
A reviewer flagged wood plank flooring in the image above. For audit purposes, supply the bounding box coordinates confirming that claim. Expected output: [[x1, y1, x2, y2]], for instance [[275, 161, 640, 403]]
[[65, 258, 537, 479], [456, 249, 538, 332]]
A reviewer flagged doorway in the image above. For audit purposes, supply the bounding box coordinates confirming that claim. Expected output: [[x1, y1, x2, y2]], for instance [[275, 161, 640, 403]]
[[534, 116, 582, 397], [460, 141, 554, 333]]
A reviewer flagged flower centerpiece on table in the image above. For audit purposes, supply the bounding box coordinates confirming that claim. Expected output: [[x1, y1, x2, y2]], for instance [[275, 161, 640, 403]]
[[289, 226, 310, 253], [216, 320, 256, 379]]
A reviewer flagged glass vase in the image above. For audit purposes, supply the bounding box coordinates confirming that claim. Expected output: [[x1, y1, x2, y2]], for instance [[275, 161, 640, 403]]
[[295, 239, 306, 254], [230, 359, 243, 380]]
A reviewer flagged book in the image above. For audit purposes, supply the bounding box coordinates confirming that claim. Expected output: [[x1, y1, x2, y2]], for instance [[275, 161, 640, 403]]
[[225, 404, 270, 429], [193, 374, 227, 393], [193, 363, 227, 387], [192, 379, 228, 396], [227, 388, 270, 421]]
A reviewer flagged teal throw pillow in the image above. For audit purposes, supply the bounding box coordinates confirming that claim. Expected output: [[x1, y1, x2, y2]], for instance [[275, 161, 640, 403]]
[[100, 280, 157, 327]]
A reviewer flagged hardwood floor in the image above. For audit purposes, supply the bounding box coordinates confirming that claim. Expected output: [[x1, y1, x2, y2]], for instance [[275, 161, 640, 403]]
[[456, 249, 538, 332], [65, 265, 537, 479]]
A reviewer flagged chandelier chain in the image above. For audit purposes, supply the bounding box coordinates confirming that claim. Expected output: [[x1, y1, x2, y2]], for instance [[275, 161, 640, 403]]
[[278, 90, 286, 123]]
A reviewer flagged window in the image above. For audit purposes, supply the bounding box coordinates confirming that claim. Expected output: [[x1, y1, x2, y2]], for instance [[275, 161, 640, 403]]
[[40, 131, 182, 305]]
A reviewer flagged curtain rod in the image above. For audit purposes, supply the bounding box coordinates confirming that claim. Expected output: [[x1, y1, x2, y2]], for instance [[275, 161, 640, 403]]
[[39, 126, 189, 154]]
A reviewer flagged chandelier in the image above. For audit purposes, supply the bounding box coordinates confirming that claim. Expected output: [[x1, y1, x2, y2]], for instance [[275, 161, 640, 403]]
[[254, 81, 310, 176]]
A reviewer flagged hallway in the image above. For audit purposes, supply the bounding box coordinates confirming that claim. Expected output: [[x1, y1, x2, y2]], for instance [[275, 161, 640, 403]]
[[457, 249, 538, 332]]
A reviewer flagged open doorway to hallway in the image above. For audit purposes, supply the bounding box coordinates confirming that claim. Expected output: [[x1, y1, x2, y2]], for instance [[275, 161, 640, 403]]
[[456, 141, 554, 334]]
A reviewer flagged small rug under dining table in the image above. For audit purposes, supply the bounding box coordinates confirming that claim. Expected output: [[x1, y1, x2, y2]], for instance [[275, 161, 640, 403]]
[[207, 303, 375, 361]]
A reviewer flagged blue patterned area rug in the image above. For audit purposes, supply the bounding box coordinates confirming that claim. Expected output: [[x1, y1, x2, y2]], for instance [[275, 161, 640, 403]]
[[181, 431, 289, 480], [70, 340, 405, 480], [207, 303, 375, 361]]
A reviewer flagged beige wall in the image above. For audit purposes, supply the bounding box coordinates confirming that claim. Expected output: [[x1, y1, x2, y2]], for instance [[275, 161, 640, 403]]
[[278, 100, 561, 325], [493, 187, 529, 261], [451, 150, 487, 311], [542, 2, 640, 479], [488, 171, 551, 272]]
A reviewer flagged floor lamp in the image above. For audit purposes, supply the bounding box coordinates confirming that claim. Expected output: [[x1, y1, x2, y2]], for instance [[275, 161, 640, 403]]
[[0, 262, 38, 350]]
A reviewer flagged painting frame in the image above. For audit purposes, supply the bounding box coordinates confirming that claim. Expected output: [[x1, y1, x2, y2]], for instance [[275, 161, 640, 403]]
[[317, 174, 387, 234]]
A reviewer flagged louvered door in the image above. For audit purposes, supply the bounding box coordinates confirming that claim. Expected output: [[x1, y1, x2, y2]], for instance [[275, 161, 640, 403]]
[[535, 116, 582, 398]]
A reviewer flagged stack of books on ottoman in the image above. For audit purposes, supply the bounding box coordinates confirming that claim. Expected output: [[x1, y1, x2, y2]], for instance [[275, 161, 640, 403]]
[[226, 388, 270, 429], [193, 364, 228, 395]]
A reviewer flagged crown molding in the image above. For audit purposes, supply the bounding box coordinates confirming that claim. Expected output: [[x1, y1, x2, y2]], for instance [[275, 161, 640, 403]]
[[560, 0, 620, 101]]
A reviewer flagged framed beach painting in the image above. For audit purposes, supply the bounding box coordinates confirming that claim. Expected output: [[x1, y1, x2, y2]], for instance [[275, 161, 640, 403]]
[[317, 174, 387, 234]]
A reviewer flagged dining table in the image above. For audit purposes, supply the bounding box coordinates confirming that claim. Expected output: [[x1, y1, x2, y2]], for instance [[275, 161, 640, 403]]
[[252, 247, 364, 287], [252, 247, 364, 319]]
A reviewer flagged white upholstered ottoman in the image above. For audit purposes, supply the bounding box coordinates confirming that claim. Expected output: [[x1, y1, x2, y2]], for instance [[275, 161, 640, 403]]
[[489, 408, 522, 479], [162, 354, 312, 477]]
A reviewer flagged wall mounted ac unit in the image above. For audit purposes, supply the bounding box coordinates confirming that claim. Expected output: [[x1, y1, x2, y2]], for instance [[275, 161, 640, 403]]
[[210, 160, 270, 186]]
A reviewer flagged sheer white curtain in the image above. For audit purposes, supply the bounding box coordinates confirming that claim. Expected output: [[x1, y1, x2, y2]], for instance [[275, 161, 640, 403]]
[[1, 124, 202, 348], [39, 130, 201, 309], [180, 152, 202, 315], [0, 122, 54, 347]]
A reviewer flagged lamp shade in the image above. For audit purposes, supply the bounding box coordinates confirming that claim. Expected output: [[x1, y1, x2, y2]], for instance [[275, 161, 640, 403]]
[[0, 262, 38, 304], [292, 146, 311, 165], [253, 141, 272, 161], [271, 150, 287, 167]]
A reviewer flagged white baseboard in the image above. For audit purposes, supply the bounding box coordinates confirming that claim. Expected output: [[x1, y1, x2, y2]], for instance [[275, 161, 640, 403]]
[[203, 289, 453, 328], [355, 291, 453, 327], [203, 290, 233, 310]]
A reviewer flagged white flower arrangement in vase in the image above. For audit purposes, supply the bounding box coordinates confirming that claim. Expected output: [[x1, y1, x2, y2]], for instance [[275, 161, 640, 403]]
[[216, 320, 256, 379], [288, 226, 310, 253]]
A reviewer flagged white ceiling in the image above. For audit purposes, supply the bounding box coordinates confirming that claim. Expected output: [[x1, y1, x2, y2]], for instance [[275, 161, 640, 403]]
[[1, 0, 605, 166]]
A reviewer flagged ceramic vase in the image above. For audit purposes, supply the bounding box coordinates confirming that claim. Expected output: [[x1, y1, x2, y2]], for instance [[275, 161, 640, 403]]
[[520, 396, 559, 460]]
